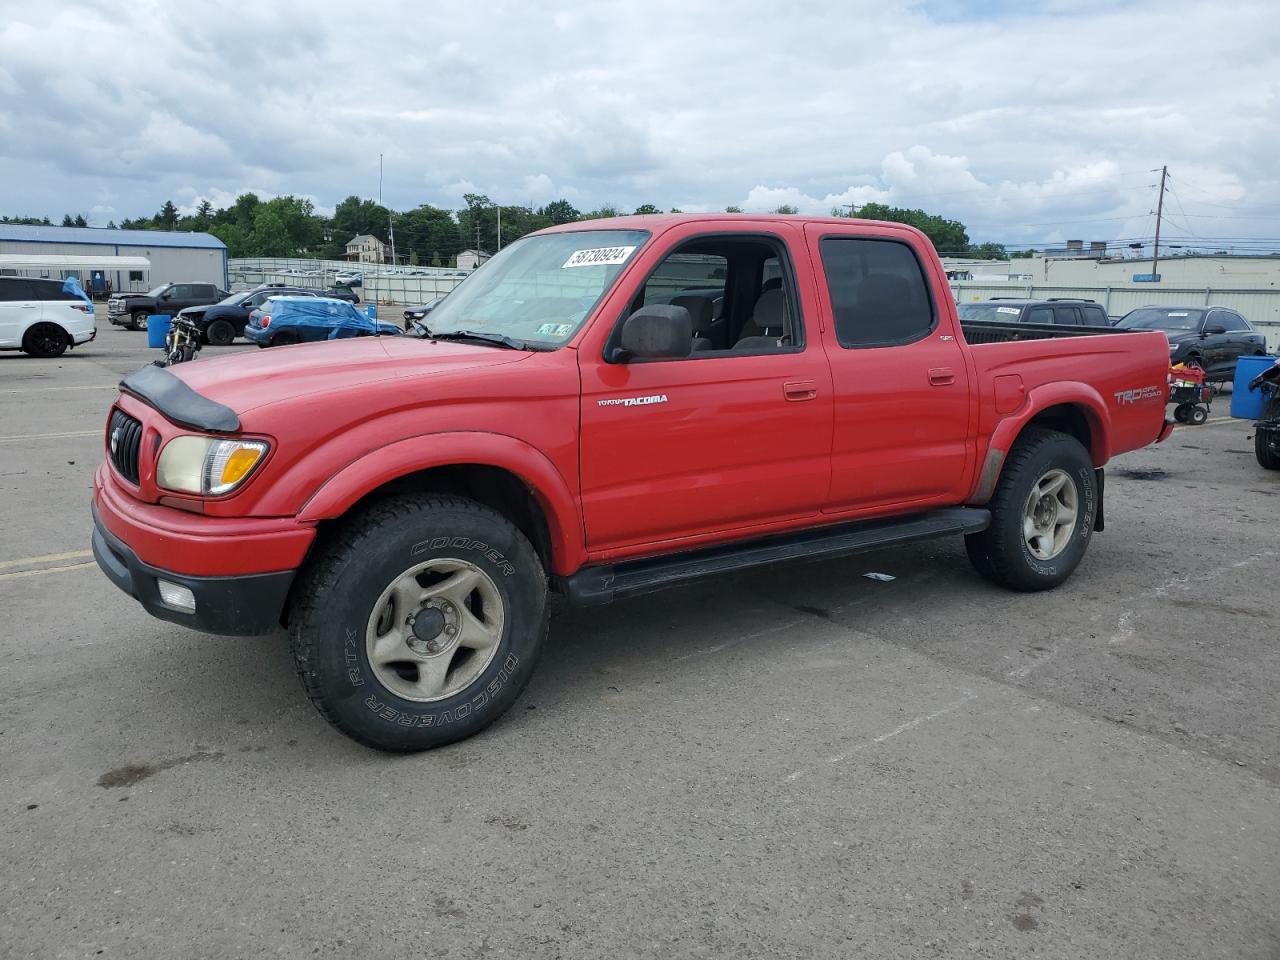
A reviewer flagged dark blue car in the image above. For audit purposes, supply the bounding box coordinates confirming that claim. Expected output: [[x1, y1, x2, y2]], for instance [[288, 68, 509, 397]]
[[244, 296, 401, 348]]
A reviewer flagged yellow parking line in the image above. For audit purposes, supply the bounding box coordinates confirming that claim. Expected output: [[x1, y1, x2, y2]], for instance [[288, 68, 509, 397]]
[[0, 550, 93, 570], [0, 561, 97, 582], [0, 384, 117, 395], [0, 430, 100, 443]]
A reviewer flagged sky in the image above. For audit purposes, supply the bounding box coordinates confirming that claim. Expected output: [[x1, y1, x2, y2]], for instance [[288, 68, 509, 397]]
[[1, 0, 1279, 250]]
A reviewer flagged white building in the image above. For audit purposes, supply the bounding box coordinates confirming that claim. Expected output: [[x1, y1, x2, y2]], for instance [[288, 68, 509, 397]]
[[456, 249, 491, 270], [0, 224, 227, 294], [345, 234, 386, 263]]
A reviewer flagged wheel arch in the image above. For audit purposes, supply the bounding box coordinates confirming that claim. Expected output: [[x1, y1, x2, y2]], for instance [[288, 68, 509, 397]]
[[971, 383, 1111, 503], [297, 432, 584, 576]]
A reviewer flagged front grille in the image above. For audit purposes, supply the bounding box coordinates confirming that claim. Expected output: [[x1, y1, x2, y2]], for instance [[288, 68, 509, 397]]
[[107, 409, 143, 484]]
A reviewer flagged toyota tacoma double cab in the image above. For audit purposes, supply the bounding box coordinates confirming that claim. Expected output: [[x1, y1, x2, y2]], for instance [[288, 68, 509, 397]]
[[108, 281, 228, 331], [91, 214, 1174, 751]]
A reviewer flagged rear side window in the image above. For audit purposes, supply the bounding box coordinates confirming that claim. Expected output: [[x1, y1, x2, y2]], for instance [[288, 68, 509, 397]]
[[0, 278, 23, 301], [1080, 304, 1108, 326], [1218, 311, 1249, 332], [1026, 306, 1053, 324], [1052, 305, 1081, 325], [819, 238, 934, 348]]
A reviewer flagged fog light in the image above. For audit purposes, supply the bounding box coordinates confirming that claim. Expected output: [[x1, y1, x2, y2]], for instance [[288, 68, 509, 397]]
[[157, 579, 196, 613]]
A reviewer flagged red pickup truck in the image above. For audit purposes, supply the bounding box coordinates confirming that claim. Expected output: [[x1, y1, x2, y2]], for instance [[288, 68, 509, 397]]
[[92, 214, 1173, 751]]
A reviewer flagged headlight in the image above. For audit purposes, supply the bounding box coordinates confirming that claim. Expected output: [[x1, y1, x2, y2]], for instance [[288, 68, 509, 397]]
[[156, 436, 269, 496]]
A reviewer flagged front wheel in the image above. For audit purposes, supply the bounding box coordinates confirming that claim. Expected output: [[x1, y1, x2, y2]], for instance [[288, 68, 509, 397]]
[[289, 495, 548, 751], [965, 428, 1096, 591], [130, 311, 149, 331], [21, 322, 69, 358]]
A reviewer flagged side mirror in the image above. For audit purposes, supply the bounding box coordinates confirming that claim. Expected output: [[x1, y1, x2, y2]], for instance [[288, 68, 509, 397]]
[[615, 305, 691, 361], [1205, 324, 1226, 336]]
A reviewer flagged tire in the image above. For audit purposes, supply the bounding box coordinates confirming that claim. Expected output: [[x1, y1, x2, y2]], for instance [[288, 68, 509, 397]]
[[21, 322, 69, 358], [269, 331, 299, 347], [205, 319, 235, 346], [289, 494, 548, 752], [1173, 404, 1190, 423], [130, 311, 149, 331], [965, 428, 1096, 591], [1189, 405, 1209, 425], [1257, 399, 1280, 470]]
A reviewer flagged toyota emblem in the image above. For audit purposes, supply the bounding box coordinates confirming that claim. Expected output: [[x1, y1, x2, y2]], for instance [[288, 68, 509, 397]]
[[110, 427, 120, 455]]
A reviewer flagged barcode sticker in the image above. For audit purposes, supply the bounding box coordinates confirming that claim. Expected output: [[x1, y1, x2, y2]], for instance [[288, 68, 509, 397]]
[[562, 246, 637, 269]]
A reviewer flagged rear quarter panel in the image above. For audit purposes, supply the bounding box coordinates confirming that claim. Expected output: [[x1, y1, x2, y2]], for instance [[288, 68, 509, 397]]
[[967, 330, 1170, 468]]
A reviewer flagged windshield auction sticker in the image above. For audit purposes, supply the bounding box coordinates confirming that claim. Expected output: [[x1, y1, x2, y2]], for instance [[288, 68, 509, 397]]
[[562, 246, 637, 269]]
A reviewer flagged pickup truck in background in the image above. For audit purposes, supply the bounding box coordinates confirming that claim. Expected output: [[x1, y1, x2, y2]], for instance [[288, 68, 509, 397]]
[[108, 281, 228, 331], [91, 214, 1173, 751]]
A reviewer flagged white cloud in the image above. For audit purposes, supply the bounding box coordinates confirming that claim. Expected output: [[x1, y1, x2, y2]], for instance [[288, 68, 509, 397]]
[[1, 0, 1278, 246]]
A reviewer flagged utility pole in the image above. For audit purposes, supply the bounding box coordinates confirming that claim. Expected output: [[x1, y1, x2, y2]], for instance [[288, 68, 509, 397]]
[[497, 205, 502, 251], [1151, 165, 1167, 279]]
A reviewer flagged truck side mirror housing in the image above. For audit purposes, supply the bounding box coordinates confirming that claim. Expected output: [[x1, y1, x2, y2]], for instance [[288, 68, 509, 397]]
[[615, 305, 692, 361]]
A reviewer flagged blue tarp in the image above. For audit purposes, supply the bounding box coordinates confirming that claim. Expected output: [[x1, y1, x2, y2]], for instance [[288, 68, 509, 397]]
[[62, 275, 93, 308], [265, 296, 399, 339]]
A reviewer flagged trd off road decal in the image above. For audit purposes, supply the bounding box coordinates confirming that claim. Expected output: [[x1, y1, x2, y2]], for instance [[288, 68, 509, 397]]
[[1113, 385, 1164, 405]]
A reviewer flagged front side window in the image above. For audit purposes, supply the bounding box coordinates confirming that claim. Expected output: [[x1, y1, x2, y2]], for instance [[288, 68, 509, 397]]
[[423, 229, 649, 347], [617, 234, 802, 357], [820, 238, 934, 348]]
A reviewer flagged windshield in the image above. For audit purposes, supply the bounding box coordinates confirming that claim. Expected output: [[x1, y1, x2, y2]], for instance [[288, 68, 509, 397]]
[[1118, 308, 1203, 331], [958, 302, 1025, 323], [144, 284, 169, 297], [216, 291, 246, 305], [423, 230, 650, 346]]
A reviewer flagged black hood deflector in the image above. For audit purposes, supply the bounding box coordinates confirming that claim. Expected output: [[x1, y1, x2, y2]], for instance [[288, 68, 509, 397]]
[[119, 364, 241, 433]]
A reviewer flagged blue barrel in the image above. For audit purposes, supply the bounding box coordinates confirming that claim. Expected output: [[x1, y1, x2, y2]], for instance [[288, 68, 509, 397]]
[[1230, 355, 1278, 419], [147, 314, 172, 349], [365, 304, 378, 321]]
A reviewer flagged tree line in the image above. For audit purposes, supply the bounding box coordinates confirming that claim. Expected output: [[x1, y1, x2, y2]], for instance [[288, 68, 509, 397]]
[[3, 198, 1015, 262]]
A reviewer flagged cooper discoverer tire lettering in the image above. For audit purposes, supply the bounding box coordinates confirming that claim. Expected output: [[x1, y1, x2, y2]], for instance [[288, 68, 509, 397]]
[[965, 427, 1096, 591], [288, 494, 548, 752]]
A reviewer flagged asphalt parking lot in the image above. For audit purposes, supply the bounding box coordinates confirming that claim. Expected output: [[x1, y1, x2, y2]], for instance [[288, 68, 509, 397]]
[[2, 326, 1277, 960]]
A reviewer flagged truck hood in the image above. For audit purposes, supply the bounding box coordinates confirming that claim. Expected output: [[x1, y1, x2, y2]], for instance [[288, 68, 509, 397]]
[[170, 336, 534, 419]]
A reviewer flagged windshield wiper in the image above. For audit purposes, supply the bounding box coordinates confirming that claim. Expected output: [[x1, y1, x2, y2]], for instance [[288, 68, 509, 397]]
[[426, 329, 544, 351]]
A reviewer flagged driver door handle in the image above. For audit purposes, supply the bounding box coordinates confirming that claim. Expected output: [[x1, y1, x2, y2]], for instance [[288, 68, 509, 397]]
[[783, 380, 818, 402]]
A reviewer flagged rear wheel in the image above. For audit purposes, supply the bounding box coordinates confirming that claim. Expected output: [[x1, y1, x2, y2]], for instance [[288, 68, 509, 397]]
[[130, 311, 149, 331], [205, 319, 235, 346], [269, 331, 299, 347], [1189, 405, 1209, 425], [21, 323, 69, 358], [965, 428, 1096, 591], [1257, 399, 1280, 470], [289, 495, 548, 751]]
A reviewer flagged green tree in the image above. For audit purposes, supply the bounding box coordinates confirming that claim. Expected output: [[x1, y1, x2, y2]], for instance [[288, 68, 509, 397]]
[[579, 205, 621, 220], [1010, 249, 1037, 259], [851, 202, 969, 253], [538, 199, 580, 224], [398, 204, 461, 265], [107, 220, 117, 229], [158, 200, 179, 230], [966, 242, 1008, 260], [773, 204, 799, 215], [724, 205, 743, 213], [61, 214, 74, 226], [633, 203, 661, 215]]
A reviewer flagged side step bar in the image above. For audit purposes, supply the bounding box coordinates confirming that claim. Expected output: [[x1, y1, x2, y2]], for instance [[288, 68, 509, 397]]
[[563, 507, 991, 606]]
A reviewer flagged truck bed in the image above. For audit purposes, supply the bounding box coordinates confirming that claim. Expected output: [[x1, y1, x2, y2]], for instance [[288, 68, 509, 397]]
[[960, 320, 1133, 345]]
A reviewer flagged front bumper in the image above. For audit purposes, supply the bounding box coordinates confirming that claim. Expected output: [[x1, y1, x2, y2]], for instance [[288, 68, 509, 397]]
[[92, 504, 294, 635]]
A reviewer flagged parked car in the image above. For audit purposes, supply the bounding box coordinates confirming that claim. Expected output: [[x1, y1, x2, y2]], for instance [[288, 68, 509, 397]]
[[403, 296, 445, 330], [108, 282, 227, 331], [178, 285, 360, 346], [334, 271, 363, 286], [957, 298, 1111, 327], [92, 214, 1173, 752], [243, 296, 400, 347], [0, 276, 96, 357], [1115, 305, 1267, 382]]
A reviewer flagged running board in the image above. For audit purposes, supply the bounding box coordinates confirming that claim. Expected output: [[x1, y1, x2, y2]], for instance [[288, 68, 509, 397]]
[[563, 507, 991, 606]]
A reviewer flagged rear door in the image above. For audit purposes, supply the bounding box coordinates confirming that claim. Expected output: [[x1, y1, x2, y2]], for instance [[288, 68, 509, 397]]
[[1052, 305, 1083, 325], [804, 225, 974, 511]]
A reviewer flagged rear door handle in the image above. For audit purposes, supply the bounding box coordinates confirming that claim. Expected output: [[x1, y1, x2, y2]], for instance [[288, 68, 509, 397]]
[[783, 380, 818, 402], [928, 367, 955, 386]]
